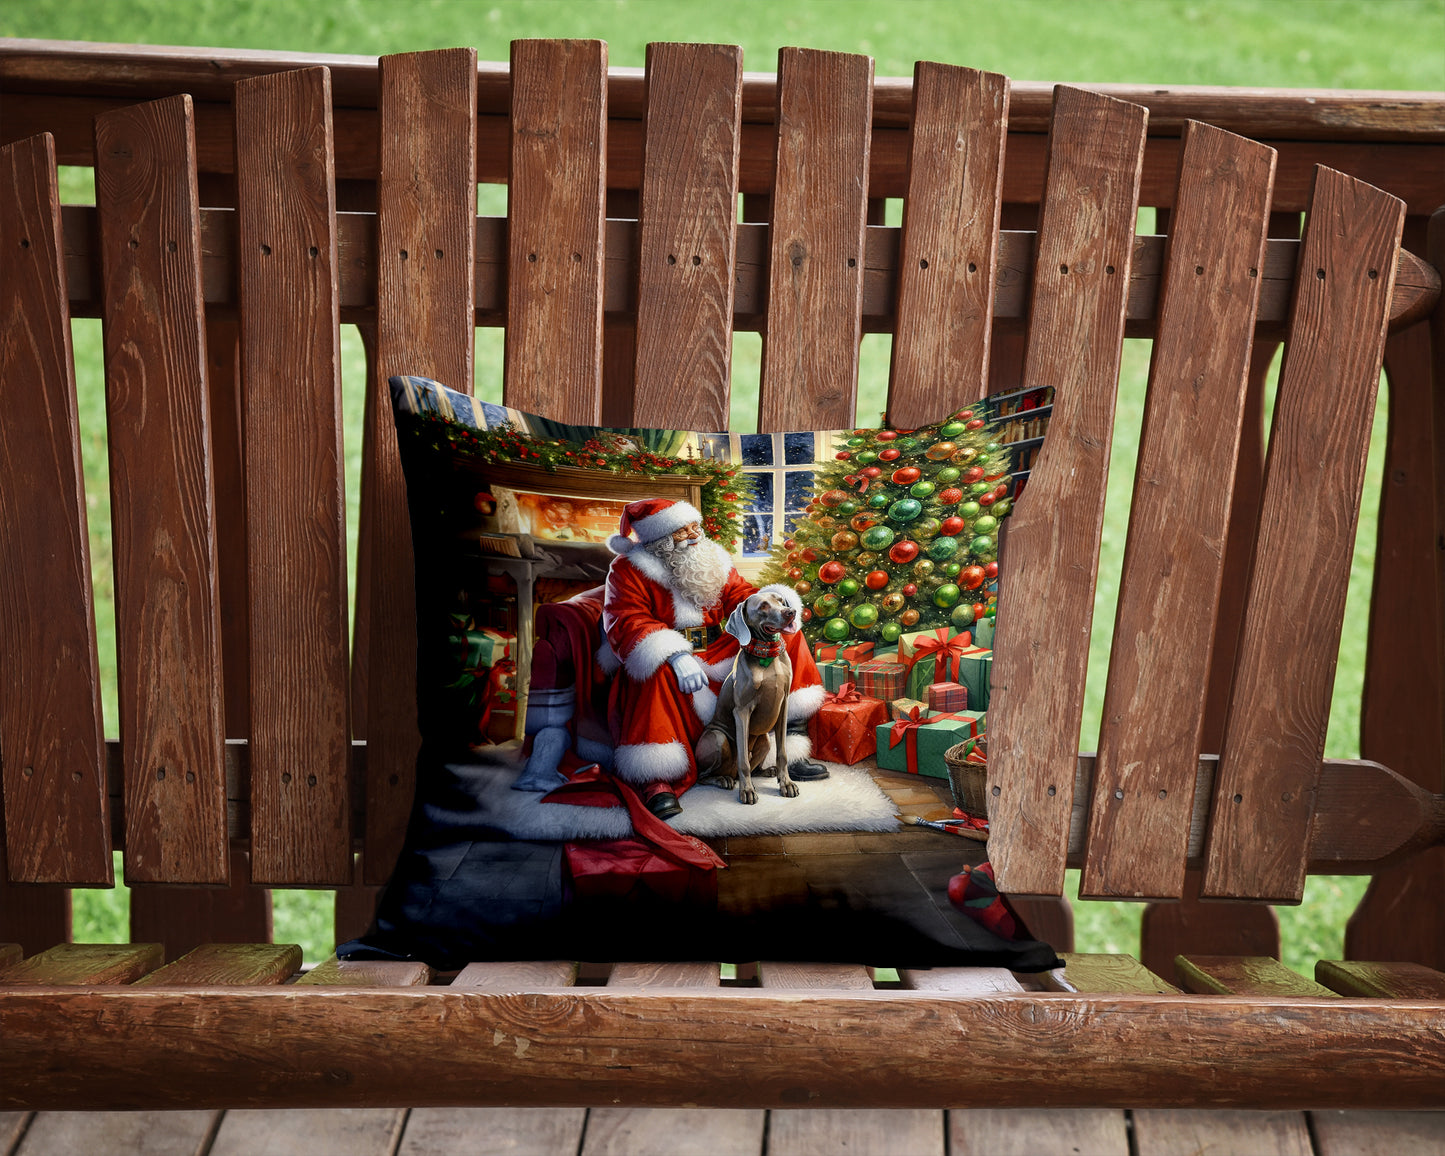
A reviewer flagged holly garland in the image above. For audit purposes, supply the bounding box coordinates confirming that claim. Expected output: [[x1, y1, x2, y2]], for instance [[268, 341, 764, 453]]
[[399, 409, 754, 551], [757, 406, 1013, 647]]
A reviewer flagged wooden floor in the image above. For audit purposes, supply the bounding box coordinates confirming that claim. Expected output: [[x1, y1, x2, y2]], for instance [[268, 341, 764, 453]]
[[4, 1108, 1445, 1156]]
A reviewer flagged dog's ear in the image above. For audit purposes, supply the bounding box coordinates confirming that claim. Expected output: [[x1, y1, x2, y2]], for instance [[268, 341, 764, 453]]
[[725, 601, 752, 646]]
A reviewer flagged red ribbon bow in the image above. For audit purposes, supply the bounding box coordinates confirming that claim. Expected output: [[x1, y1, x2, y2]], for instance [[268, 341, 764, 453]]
[[887, 705, 930, 749], [902, 629, 974, 684], [824, 681, 863, 706], [477, 658, 518, 735]]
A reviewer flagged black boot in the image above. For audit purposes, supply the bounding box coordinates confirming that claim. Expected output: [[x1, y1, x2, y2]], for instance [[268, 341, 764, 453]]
[[786, 719, 831, 781], [645, 789, 683, 820]]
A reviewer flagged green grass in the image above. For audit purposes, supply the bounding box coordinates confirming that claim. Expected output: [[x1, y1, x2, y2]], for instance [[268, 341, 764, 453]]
[[24, 0, 1445, 970]]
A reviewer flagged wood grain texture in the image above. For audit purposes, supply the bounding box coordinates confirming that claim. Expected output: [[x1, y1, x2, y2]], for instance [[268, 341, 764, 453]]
[[209, 1109, 405, 1156], [0, 863, 70, 956], [1316, 960, 1445, 999], [950, 1109, 1128, 1156], [4, 988, 1445, 1109], [0, 944, 19, 967], [129, 846, 272, 962], [985, 87, 1148, 896], [1, 1113, 31, 1155], [757, 48, 874, 433], [888, 63, 1009, 425], [1311, 1111, 1445, 1156], [93, 95, 229, 885], [0, 942, 162, 985], [233, 67, 352, 885], [298, 954, 433, 987], [582, 1109, 762, 1156], [1057, 953, 1181, 994], [1174, 955, 1336, 997], [1204, 167, 1406, 903], [505, 39, 607, 422], [757, 962, 873, 990], [0, 133, 110, 885], [399, 1108, 587, 1156], [769, 1110, 943, 1156], [14, 1110, 219, 1156], [131, 942, 301, 986], [451, 961, 579, 989], [1131, 1110, 1312, 1156], [361, 49, 477, 886], [900, 967, 1025, 993], [1083, 123, 1275, 901], [608, 962, 720, 988], [630, 42, 742, 432], [1140, 871, 1280, 981]]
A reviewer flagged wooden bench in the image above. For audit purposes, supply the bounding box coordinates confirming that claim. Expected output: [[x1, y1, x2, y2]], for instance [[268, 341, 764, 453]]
[[0, 38, 1443, 1111]]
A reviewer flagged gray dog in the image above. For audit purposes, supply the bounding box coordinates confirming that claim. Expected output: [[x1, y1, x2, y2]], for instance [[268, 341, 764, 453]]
[[694, 590, 800, 805]]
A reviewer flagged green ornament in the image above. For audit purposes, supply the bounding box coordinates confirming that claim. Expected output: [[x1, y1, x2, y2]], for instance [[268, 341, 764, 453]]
[[849, 603, 880, 629], [986, 605, 997, 619], [928, 536, 962, 562], [814, 592, 841, 617], [909, 481, 936, 499], [959, 500, 981, 519], [992, 499, 1012, 516], [822, 616, 851, 642], [837, 577, 861, 597], [855, 450, 878, 465], [888, 498, 923, 523], [951, 603, 977, 629], [943, 561, 962, 577], [846, 436, 867, 448], [936, 467, 961, 484], [837, 500, 858, 516], [895, 437, 919, 453], [933, 583, 961, 609], [974, 514, 999, 534], [880, 621, 903, 644], [969, 481, 992, 496], [867, 493, 891, 510], [985, 442, 1002, 454], [939, 420, 968, 438], [970, 534, 996, 556], [861, 525, 896, 551]]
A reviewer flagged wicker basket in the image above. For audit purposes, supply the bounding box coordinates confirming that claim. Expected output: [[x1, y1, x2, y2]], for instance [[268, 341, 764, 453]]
[[944, 741, 988, 818]]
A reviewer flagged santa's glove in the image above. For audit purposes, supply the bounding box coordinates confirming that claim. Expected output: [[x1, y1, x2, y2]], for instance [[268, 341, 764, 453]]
[[668, 652, 708, 694]]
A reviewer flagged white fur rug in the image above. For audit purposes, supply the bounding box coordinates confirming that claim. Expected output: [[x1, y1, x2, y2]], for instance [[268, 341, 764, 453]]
[[443, 752, 900, 842]]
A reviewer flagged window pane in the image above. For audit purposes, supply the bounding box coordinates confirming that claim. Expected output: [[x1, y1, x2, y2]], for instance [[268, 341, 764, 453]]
[[742, 513, 773, 555], [783, 431, 815, 464], [481, 402, 510, 429], [740, 433, 773, 465], [745, 472, 774, 511], [784, 470, 814, 510]]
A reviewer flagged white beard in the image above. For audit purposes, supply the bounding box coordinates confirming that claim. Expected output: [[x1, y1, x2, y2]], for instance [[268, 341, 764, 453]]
[[645, 535, 729, 609]]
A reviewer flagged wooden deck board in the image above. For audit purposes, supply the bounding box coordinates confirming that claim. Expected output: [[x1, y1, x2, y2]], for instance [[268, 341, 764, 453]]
[[208, 1109, 405, 1156], [769, 1109, 944, 1156], [582, 1108, 763, 1156], [950, 1109, 1128, 1156], [14, 1111, 219, 1156], [1132, 1110, 1313, 1156], [1310, 1111, 1445, 1156]]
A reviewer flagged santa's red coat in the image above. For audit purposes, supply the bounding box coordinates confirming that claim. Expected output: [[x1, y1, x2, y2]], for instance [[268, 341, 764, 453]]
[[599, 541, 824, 790]]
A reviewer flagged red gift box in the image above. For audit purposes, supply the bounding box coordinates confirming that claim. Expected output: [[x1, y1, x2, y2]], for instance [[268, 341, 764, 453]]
[[852, 658, 907, 702], [927, 681, 968, 712], [808, 683, 889, 765], [815, 639, 875, 663]]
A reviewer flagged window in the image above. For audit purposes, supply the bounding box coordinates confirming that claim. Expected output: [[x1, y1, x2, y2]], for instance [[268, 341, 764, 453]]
[[728, 431, 820, 557]]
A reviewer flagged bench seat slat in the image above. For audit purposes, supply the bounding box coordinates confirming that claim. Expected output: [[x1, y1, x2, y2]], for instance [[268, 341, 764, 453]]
[[450, 961, 579, 989], [0, 133, 111, 886], [1204, 167, 1407, 903], [756, 962, 873, 990], [1316, 960, 1445, 999], [1047, 952, 1181, 994], [1083, 122, 1276, 901], [1175, 955, 1337, 997], [298, 954, 433, 987], [233, 67, 353, 886], [131, 942, 301, 986], [986, 87, 1149, 897], [888, 63, 1008, 426], [93, 95, 230, 886], [0, 942, 163, 985]]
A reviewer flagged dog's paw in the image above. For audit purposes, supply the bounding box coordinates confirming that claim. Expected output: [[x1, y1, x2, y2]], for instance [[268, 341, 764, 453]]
[[779, 780, 800, 798], [739, 786, 758, 805], [697, 772, 737, 791]]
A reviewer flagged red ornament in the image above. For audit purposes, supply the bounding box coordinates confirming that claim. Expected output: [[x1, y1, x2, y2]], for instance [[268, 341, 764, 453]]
[[902, 583, 918, 596], [865, 569, 890, 590], [961, 466, 985, 484], [852, 428, 871, 437], [979, 492, 997, 507], [788, 567, 803, 580], [818, 561, 846, 584], [888, 539, 920, 565], [957, 410, 974, 421], [820, 489, 848, 507], [836, 451, 852, 460], [851, 514, 878, 533], [940, 516, 965, 536], [784, 538, 796, 550], [801, 608, 812, 622], [938, 487, 963, 505], [891, 466, 922, 486], [961, 565, 986, 590], [984, 562, 999, 579], [994, 483, 1011, 498], [794, 580, 812, 595], [862, 466, 883, 479], [787, 551, 800, 564], [972, 602, 988, 620], [878, 447, 901, 461], [801, 548, 819, 563], [966, 418, 986, 430], [877, 430, 898, 441]]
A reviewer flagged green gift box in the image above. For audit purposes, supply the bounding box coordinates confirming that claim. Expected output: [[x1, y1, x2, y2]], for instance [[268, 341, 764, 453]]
[[875, 709, 986, 779], [821, 659, 854, 694], [956, 650, 993, 712], [898, 626, 989, 705], [971, 616, 995, 649]]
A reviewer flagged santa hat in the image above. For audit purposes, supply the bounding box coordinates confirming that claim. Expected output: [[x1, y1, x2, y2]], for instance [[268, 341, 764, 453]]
[[607, 498, 703, 555]]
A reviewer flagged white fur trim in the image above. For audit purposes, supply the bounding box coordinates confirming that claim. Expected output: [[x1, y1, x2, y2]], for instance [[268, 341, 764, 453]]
[[690, 686, 718, 726], [607, 533, 634, 554], [757, 584, 805, 631], [783, 732, 813, 762], [625, 627, 693, 681], [613, 740, 692, 785], [787, 683, 826, 722], [623, 548, 669, 588], [596, 638, 622, 675], [620, 544, 731, 629], [627, 501, 702, 546], [700, 655, 736, 682]]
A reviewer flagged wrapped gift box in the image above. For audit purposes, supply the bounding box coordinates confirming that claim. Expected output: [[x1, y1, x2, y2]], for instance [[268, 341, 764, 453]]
[[808, 684, 889, 765], [821, 659, 855, 694], [875, 709, 986, 779], [888, 697, 929, 721], [815, 639, 874, 664], [927, 681, 968, 712], [957, 649, 993, 712], [971, 616, 995, 650], [898, 627, 986, 702], [853, 657, 908, 702]]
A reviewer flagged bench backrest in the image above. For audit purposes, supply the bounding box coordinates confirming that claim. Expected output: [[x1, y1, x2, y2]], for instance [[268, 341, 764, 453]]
[[0, 41, 1435, 927]]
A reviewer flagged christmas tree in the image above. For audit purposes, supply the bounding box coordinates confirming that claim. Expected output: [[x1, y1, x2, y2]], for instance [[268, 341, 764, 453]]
[[757, 405, 1013, 648]]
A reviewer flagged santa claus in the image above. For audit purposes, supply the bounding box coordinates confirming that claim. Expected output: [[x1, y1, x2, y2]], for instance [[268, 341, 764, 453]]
[[599, 497, 827, 819]]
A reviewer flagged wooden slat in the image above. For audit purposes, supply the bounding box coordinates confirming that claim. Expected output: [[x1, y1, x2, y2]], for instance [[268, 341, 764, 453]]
[[1140, 870, 1280, 981], [1316, 960, 1445, 999], [451, 961, 579, 989], [769, 1110, 943, 1156], [129, 847, 271, 962], [1052, 952, 1181, 994], [757, 961, 873, 990], [131, 942, 301, 986], [1175, 955, 1336, 997], [399, 1108, 587, 1156], [607, 962, 720, 988], [0, 863, 69, 957], [1131, 1110, 1312, 1156], [298, 954, 433, 987], [900, 967, 1024, 993], [361, 48, 477, 887], [209, 1109, 405, 1156], [0, 132, 110, 885], [986, 87, 1148, 896], [1204, 167, 1406, 902], [233, 67, 352, 886], [1311, 1110, 1445, 1156], [1083, 123, 1276, 901], [504, 39, 607, 421], [950, 1109, 1129, 1156], [888, 63, 1009, 425], [93, 94, 229, 885], [0, 942, 162, 985], [757, 47, 874, 433], [582, 1109, 763, 1156], [629, 42, 742, 432], [14, 1110, 219, 1156]]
